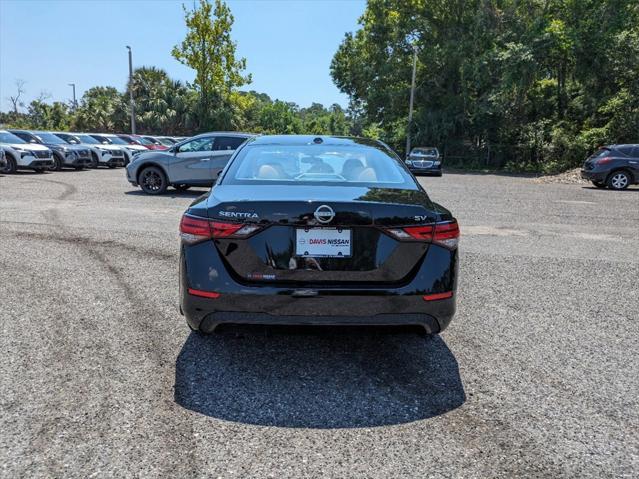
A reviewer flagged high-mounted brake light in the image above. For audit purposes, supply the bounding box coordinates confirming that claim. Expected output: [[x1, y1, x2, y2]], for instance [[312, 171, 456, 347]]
[[385, 220, 459, 249], [179, 215, 262, 244]]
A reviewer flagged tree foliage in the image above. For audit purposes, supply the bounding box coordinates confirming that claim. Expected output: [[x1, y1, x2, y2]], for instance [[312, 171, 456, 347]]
[[331, 0, 639, 172], [171, 0, 251, 131]]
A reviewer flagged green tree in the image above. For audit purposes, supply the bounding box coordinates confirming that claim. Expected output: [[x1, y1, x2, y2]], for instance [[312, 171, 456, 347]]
[[73, 86, 128, 132], [27, 100, 72, 130], [172, 0, 251, 131], [331, 0, 639, 172], [258, 100, 302, 134]]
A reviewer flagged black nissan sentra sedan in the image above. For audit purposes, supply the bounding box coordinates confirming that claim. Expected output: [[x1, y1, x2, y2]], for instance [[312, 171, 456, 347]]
[[179, 135, 459, 334]]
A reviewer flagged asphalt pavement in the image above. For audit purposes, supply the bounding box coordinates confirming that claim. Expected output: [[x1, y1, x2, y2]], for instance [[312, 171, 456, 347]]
[[1, 168, 637, 478]]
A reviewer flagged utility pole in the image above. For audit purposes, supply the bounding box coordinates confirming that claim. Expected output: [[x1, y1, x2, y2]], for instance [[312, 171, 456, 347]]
[[405, 44, 418, 157], [68, 83, 77, 110], [126, 45, 136, 134]]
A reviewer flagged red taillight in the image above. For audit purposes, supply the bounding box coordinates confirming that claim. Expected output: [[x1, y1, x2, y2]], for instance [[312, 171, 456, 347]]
[[179, 215, 262, 243], [188, 288, 221, 299], [597, 157, 612, 165], [180, 215, 211, 243], [403, 225, 434, 240], [433, 221, 460, 249], [423, 291, 453, 301], [210, 221, 243, 238], [385, 220, 459, 248]]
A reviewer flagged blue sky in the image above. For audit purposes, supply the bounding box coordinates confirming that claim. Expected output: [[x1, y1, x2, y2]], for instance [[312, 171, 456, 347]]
[[0, 0, 365, 111]]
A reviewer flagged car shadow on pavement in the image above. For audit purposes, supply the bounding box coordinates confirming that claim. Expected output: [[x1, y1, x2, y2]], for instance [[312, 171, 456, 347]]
[[174, 325, 465, 428]]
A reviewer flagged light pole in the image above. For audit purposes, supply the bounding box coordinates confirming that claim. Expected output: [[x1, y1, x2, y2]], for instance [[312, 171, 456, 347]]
[[68, 83, 77, 110], [405, 44, 418, 157], [126, 45, 136, 134]]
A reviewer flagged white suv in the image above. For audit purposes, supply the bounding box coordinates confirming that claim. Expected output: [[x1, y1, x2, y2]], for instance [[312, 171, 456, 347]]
[[0, 130, 54, 173]]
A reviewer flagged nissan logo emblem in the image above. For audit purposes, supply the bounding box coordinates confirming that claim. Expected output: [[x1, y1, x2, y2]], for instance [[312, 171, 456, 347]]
[[314, 205, 335, 224]]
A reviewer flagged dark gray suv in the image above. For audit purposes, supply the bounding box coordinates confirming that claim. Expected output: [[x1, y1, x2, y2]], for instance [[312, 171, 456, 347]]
[[125, 132, 253, 194]]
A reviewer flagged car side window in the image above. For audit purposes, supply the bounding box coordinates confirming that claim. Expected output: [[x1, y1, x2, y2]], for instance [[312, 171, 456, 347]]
[[213, 136, 246, 151], [617, 146, 633, 156], [178, 137, 214, 153], [631, 147, 639, 158]]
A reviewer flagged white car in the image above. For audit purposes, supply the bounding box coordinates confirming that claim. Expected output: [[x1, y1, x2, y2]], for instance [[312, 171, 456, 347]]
[[89, 133, 146, 165], [0, 130, 54, 173], [55, 132, 125, 168]]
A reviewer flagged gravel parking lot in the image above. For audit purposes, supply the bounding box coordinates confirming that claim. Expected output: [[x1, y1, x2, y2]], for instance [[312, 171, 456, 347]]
[[1, 169, 637, 478]]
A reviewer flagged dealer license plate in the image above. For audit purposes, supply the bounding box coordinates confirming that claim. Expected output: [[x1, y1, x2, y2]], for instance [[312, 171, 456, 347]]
[[295, 228, 351, 258]]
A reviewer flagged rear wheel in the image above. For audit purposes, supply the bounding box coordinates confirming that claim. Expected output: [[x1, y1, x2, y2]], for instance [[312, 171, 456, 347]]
[[592, 181, 606, 188], [607, 171, 630, 190], [2, 155, 17, 174], [139, 166, 167, 195]]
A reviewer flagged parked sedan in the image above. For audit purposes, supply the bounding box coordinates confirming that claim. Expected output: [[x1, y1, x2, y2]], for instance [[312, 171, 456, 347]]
[[178, 135, 459, 335], [55, 132, 125, 168], [406, 147, 442, 176], [0, 130, 54, 173], [581, 144, 639, 190], [126, 132, 253, 194], [9, 130, 92, 171]]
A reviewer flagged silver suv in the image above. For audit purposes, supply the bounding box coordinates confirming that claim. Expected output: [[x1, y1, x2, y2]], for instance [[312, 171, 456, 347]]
[[125, 132, 253, 194]]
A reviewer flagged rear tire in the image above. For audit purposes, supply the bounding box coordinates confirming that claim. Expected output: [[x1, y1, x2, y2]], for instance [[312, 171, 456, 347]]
[[607, 170, 630, 190], [2, 155, 17, 174], [139, 166, 168, 195]]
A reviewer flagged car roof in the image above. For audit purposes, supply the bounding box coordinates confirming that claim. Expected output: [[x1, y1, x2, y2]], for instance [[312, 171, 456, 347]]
[[247, 135, 381, 147], [609, 144, 639, 148], [194, 131, 254, 138]]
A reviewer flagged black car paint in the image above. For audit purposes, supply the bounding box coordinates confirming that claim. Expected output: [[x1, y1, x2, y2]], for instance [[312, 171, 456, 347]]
[[581, 145, 639, 188], [179, 136, 458, 333]]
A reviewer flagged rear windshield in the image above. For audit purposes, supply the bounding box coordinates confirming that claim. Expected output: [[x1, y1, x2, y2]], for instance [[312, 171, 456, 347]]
[[223, 143, 417, 188]]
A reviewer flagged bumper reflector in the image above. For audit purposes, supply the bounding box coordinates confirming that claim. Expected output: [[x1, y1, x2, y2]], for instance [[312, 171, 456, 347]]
[[422, 291, 453, 301], [188, 288, 221, 299]]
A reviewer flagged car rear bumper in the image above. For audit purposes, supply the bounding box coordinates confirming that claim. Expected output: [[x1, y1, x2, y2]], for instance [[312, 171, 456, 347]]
[[581, 169, 606, 182], [179, 241, 458, 333]]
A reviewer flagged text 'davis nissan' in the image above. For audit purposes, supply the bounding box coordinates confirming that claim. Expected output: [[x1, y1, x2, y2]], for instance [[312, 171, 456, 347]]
[[179, 135, 459, 334]]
